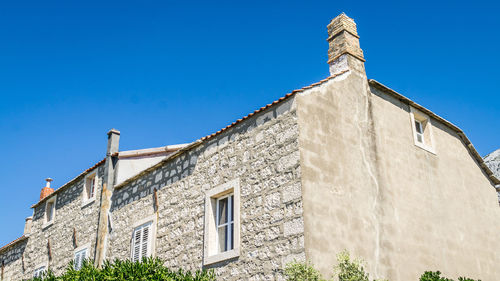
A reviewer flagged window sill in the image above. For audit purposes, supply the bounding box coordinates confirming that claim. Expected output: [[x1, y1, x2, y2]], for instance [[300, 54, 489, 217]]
[[414, 142, 436, 155], [203, 248, 240, 266], [81, 197, 96, 208], [42, 221, 54, 229]]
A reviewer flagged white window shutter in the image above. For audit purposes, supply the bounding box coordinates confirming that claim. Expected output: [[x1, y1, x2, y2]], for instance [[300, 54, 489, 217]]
[[132, 228, 142, 262], [141, 224, 150, 259], [75, 252, 81, 269], [131, 222, 152, 262], [74, 249, 87, 270]]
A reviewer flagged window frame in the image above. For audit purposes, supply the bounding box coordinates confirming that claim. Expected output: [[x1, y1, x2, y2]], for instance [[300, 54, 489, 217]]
[[130, 215, 157, 262], [43, 195, 57, 228], [203, 178, 240, 266], [82, 171, 98, 207], [73, 243, 90, 270], [410, 107, 436, 154], [215, 194, 234, 253], [414, 120, 425, 144]]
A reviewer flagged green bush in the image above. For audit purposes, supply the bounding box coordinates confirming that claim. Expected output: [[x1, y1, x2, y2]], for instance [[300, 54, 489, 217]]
[[284, 251, 386, 281], [419, 271, 480, 281], [28, 257, 215, 281], [284, 261, 325, 281], [333, 250, 386, 281]]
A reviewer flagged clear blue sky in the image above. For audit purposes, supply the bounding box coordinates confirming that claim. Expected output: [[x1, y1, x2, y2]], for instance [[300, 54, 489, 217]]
[[1, 0, 499, 246]]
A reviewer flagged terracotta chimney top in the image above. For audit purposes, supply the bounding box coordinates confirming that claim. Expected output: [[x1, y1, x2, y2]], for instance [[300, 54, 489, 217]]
[[40, 178, 54, 201]]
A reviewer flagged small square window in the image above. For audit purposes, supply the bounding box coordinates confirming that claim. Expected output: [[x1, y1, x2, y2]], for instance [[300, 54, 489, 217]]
[[410, 107, 435, 154], [203, 179, 240, 265]]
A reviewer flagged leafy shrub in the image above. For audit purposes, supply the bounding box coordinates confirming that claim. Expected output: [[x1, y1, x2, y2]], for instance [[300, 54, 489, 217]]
[[28, 257, 215, 281], [284, 251, 386, 281], [333, 250, 386, 281], [420, 271, 454, 281], [284, 260, 325, 281], [419, 271, 480, 281]]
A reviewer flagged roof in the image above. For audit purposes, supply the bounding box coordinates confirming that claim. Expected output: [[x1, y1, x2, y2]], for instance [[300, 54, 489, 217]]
[[0, 235, 27, 255], [369, 79, 500, 186], [115, 144, 190, 159], [115, 71, 500, 189]]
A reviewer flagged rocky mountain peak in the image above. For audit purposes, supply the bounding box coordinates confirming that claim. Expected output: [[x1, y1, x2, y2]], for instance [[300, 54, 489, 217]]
[[484, 148, 500, 180]]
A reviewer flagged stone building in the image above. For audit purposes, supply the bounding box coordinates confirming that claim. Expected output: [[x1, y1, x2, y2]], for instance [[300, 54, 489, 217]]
[[1, 13, 499, 281]]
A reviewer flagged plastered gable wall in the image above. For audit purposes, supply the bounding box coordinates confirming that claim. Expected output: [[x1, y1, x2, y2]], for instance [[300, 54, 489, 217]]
[[296, 70, 382, 278], [25, 165, 105, 278], [108, 97, 305, 280], [296, 67, 500, 281], [0, 240, 27, 281], [367, 85, 500, 280]]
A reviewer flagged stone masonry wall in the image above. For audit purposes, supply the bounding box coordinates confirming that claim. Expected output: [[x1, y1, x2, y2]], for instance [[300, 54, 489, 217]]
[[24, 164, 105, 278], [0, 239, 27, 281], [108, 97, 304, 280]]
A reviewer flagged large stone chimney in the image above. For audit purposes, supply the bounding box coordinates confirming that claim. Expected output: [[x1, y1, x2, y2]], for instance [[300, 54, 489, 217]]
[[39, 178, 54, 200], [327, 13, 365, 75]]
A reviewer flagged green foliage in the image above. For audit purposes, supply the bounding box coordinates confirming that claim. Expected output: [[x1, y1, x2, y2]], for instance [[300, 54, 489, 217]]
[[284, 251, 386, 281], [27, 257, 215, 281], [284, 260, 325, 281], [333, 250, 386, 281], [420, 271, 454, 281], [333, 250, 369, 281], [419, 271, 481, 281]]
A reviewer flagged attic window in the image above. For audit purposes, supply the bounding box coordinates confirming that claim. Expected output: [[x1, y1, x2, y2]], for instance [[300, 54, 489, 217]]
[[44, 195, 57, 227], [82, 172, 97, 207], [415, 120, 424, 144], [410, 107, 435, 154]]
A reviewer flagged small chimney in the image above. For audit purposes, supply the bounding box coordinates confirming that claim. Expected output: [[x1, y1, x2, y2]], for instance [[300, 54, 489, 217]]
[[327, 13, 365, 75], [39, 178, 54, 201], [107, 129, 120, 157], [24, 216, 33, 236]]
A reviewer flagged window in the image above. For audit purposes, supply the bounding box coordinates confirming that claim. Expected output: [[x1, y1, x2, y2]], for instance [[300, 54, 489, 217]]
[[131, 221, 153, 262], [74, 247, 88, 270], [33, 266, 47, 278], [82, 172, 97, 206], [216, 195, 234, 253], [203, 179, 240, 265], [414, 120, 424, 144], [44, 195, 57, 227], [46, 202, 54, 221], [410, 107, 435, 154]]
